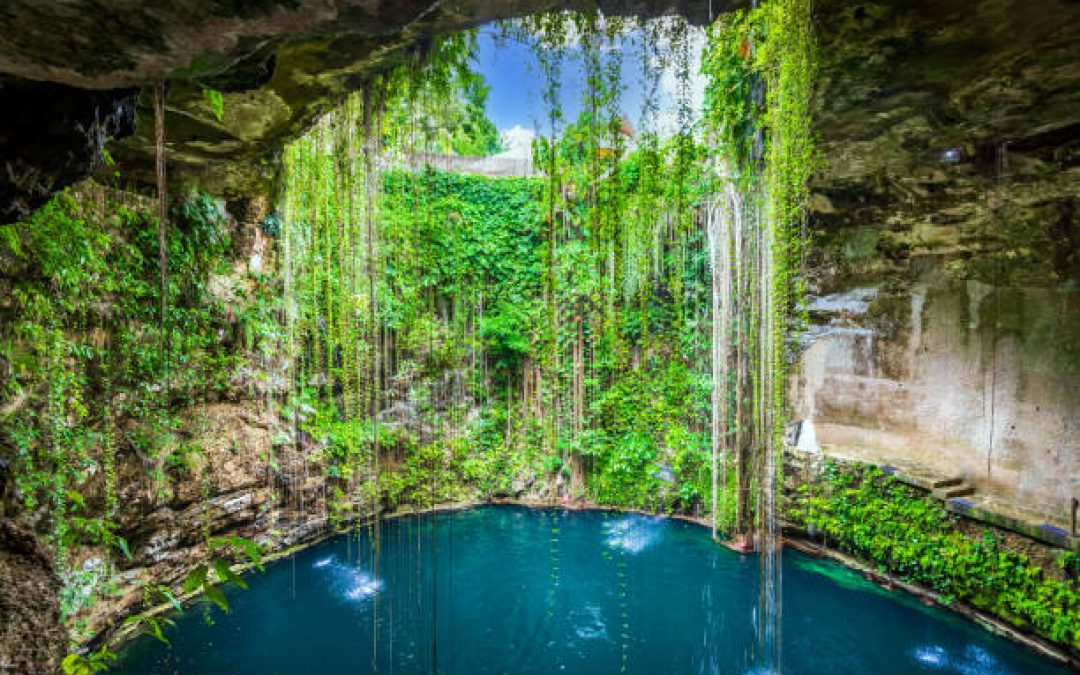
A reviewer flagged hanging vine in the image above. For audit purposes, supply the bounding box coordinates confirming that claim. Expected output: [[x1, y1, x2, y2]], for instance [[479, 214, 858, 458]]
[[704, 0, 817, 668]]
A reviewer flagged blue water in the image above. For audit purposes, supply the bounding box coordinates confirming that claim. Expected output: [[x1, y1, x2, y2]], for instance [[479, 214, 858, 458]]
[[114, 506, 1073, 674]]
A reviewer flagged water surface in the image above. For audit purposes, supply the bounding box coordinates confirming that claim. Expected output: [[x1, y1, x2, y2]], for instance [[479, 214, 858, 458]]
[[116, 506, 1072, 674]]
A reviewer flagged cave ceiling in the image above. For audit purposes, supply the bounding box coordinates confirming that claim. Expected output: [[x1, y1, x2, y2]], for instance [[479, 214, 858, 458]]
[[0, 0, 1076, 228]]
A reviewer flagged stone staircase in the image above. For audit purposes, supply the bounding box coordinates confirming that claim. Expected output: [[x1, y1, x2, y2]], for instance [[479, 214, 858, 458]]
[[879, 463, 974, 500], [929, 476, 975, 500]]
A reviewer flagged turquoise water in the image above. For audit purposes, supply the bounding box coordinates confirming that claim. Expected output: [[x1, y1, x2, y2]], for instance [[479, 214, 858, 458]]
[[115, 506, 1072, 674]]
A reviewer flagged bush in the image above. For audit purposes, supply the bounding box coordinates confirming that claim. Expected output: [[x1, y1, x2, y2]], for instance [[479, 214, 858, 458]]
[[791, 462, 1080, 651]]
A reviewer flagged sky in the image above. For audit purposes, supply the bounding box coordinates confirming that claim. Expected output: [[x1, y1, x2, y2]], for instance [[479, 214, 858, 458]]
[[471, 20, 707, 158]]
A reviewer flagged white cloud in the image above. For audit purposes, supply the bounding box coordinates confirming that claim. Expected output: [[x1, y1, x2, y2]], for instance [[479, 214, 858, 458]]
[[647, 23, 707, 137], [497, 124, 537, 160]]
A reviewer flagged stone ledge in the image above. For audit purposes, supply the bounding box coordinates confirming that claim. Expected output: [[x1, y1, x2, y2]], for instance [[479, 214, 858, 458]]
[[945, 496, 1080, 554]]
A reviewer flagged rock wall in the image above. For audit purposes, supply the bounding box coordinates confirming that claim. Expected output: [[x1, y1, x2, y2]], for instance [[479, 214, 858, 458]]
[[68, 398, 342, 642], [794, 280, 1078, 525], [0, 80, 137, 224], [0, 190, 333, 672], [794, 0, 1080, 528]]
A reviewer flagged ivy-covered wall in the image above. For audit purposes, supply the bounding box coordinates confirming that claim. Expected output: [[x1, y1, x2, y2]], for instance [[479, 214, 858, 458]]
[[0, 184, 289, 671]]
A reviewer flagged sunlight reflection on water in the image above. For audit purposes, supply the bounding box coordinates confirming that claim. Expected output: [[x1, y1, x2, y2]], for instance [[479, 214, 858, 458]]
[[572, 604, 608, 641], [603, 516, 661, 554], [912, 643, 1013, 674], [311, 554, 382, 602]]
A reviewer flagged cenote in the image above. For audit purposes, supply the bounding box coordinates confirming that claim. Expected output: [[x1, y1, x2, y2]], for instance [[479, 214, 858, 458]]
[[1, 0, 1078, 672], [115, 507, 1072, 675]]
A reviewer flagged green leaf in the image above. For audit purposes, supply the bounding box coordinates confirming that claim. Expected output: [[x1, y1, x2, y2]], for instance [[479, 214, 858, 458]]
[[241, 540, 265, 571], [207, 535, 229, 550], [203, 583, 229, 612], [213, 556, 230, 582], [87, 645, 117, 671], [146, 618, 170, 644], [125, 615, 173, 645], [65, 489, 86, 510], [182, 564, 208, 594], [157, 585, 182, 611], [114, 536, 132, 561], [203, 88, 224, 122], [62, 653, 89, 675], [214, 557, 249, 590]]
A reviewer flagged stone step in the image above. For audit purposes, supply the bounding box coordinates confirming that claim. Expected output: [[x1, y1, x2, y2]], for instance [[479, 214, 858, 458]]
[[936, 484, 975, 499], [930, 476, 964, 489]]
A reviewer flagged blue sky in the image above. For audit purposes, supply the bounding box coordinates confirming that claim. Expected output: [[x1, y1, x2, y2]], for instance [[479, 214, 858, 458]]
[[471, 21, 706, 157]]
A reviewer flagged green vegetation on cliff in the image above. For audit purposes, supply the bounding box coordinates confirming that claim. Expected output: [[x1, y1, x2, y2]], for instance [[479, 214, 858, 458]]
[[788, 461, 1080, 651]]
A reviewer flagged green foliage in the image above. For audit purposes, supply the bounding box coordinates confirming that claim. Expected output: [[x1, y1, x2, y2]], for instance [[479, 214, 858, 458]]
[[583, 362, 709, 510], [380, 169, 544, 340], [450, 77, 502, 156], [202, 88, 225, 122], [172, 535, 265, 616], [701, 0, 817, 533], [380, 437, 473, 509], [279, 13, 719, 519], [479, 303, 533, 370], [122, 614, 174, 645], [174, 190, 230, 264], [61, 645, 117, 674], [209, 534, 266, 571], [0, 184, 272, 647], [791, 462, 1080, 651], [381, 31, 502, 157], [703, 9, 764, 179]]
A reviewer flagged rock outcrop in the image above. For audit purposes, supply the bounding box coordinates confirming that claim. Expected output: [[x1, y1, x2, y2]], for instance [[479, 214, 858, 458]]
[[794, 0, 1080, 527], [68, 399, 333, 641]]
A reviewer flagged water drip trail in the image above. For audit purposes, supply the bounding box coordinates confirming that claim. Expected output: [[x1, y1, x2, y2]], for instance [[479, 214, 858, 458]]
[[707, 165, 740, 537], [986, 142, 1008, 479], [703, 3, 818, 667], [154, 82, 169, 401], [152, 81, 172, 506]]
